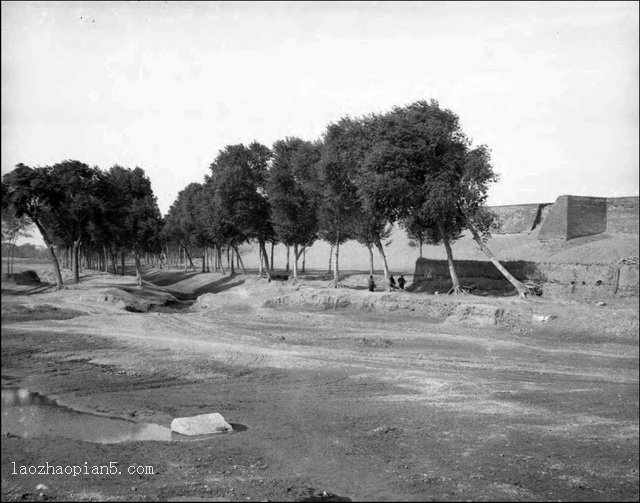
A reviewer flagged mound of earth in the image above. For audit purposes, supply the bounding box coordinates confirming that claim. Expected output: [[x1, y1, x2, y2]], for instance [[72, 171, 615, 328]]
[[259, 285, 527, 327], [6, 270, 41, 285], [1, 303, 84, 322], [66, 287, 179, 313]]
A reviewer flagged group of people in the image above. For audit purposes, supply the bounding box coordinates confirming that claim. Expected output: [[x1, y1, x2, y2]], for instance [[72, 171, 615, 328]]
[[368, 273, 405, 292]]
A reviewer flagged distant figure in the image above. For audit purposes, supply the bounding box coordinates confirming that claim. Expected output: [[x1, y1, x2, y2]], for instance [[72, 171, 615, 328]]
[[398, 274, 406, 290], [389, 275, 397, 289], [368, 275, 376, 292]]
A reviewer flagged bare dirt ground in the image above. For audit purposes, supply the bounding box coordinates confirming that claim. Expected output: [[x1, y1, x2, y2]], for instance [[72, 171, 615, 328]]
[[1, 261, 638, 502]]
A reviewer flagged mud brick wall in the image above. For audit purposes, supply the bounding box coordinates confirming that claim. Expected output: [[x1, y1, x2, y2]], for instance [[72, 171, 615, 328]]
[[490, 204, 550, 234], [414, 258, 542, 282], [538, 195, 609, 240], [538, 196, 569, 240], [606, 196, 640, 234], [414, 258, 635, 297], [616, 264, 639, 296], [566, 196, 607, 239]]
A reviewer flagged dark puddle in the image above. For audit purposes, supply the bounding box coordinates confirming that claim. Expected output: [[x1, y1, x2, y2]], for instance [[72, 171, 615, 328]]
[[1, 388, 244, 444]]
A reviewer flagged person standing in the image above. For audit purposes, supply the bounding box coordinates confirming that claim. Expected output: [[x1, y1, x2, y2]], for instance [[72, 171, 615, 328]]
[[398, 274, 406, 290], [368, 275, 376, 292]]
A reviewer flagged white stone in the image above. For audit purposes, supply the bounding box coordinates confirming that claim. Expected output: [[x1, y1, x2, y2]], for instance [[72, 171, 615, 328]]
[[170, 413, 233, 435]]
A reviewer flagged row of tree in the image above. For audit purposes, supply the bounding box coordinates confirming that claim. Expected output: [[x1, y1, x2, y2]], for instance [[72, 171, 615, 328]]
[[162, 100, 529, 297], [2, 99, 530, 297], [2, 162, 163, 289]]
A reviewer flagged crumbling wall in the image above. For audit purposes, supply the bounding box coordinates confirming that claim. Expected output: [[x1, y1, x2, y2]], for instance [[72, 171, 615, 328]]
[[490, 204, 550, 234], [538, 196, 569, 240], [607, 196, 640, 234]]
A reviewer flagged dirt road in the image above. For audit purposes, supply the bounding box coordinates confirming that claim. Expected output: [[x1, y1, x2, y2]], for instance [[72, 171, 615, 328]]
[[1, 268, 638, 501]]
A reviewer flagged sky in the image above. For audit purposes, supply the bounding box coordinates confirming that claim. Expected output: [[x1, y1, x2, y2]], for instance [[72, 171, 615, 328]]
[[2, 1, 639, 225]]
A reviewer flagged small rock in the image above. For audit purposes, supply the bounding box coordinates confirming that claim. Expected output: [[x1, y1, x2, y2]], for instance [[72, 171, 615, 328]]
[[532, 314, 556, 323], [35, 484, 48, 491], [171, 412, 233, 435], [596, 301, 607, 306]]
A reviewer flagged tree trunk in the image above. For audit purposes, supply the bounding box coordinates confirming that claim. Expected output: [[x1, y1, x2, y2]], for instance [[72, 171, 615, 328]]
[[442, 234, 462, 294], [367, 245, 374, 276], [33, 219, 63, 290], [120, 251, 126, 276], [332, 234, 340, 288], [217, 245, 225, 275], [270, 242, 275, 271], [292, 244, 298, 282], [302, 248, 306, 273], [259, 239, 273, 280], [420, 240, 423, 259], [230, 246, 235, 275], [375, 240, 392, 290], [183, 245, 196, 271], [285, 245, 290, 272], [134, 252, 142, 287], [7, 238, 12, 275], [258, 246, 263, 277], [328, 244, 334, 274], [201, 251, 206, 273], [232, 245, 246, 274], [467, 222, 529, 298], [72, 239, 81, 283]]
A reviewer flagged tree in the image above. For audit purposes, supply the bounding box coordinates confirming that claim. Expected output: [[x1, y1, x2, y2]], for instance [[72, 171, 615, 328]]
[[358, 101, 468, 292], [455, 145, 530, 298], [317, 121, 365, 287], [360, 100, 528, 296], [267, 137, 321, 281], [120, 168, 163, 286], [101, 167, 163, 286], [46, 161, 103, 284], [2, 164, 65, 289], [163, 183, 207, 272], [208, 142, 274, 278], [1, 183, 33, 276]]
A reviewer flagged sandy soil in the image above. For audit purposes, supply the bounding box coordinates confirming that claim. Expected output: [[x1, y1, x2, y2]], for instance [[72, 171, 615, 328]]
[[1, 263, 638, 502]]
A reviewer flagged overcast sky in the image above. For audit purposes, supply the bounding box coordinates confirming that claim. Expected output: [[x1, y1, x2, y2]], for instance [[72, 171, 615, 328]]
[[2, 1, 638, 217]]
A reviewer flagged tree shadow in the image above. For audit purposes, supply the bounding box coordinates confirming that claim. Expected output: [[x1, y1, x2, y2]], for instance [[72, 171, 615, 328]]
[[141, 269, 200, 287], [144, 274, 247, 300], [1, 283, 56, 296]]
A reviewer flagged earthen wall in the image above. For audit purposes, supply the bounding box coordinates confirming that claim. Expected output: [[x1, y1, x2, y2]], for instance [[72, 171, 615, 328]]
[[606, 196, 640, 234], [413, 258, 638, 297], [566, 196, 607, 239], [537, 196, 569, 240], [490, 204, 547, 234]]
